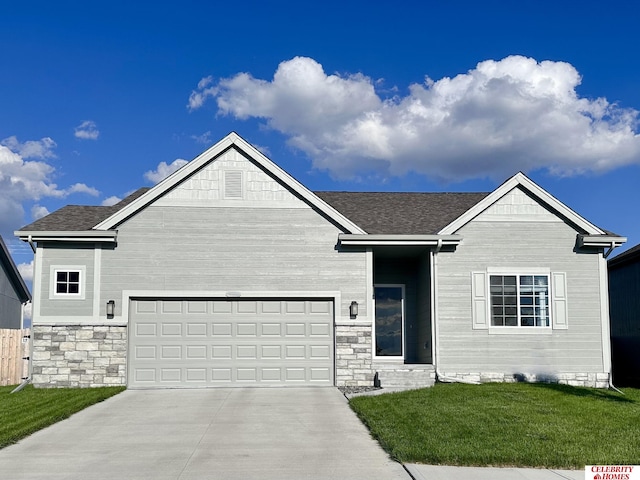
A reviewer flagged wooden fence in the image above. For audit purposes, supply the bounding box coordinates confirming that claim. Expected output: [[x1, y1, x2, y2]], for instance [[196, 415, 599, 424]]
[[0, 329, 30, 386]]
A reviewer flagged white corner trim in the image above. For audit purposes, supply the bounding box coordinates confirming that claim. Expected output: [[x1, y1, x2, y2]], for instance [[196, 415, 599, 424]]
[[32, 246, 43, 323], [439, 172, 606, 236], [92, 246, 102, 318]]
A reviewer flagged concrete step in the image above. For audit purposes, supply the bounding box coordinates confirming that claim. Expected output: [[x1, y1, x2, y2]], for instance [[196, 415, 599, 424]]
[[374, 364, 436, 389]]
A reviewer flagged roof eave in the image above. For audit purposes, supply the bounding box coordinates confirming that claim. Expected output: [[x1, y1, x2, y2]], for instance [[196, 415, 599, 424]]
[[338, 234, 463, 247], [577, 234, 626, 249], [16, 230, 118, 243]]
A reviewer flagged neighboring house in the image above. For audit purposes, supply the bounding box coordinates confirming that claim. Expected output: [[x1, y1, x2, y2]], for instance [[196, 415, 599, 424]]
[[16, 132, 625, 389], [608, 243, 640, 387], [0, 235, 31, 329]]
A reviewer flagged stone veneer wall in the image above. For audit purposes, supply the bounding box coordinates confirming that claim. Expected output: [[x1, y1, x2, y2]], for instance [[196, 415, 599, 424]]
[[335, 323, 374, 387], [438, 371, 610, 388], [31, 325, 127, 388]]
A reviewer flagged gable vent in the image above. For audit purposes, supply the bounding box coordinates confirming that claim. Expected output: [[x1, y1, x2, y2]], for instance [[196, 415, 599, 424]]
[[224, 170, 243, 199]]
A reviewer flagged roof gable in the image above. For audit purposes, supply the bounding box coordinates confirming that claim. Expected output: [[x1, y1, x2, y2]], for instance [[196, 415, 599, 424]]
[[94, 133, 365, 234], [438, 172, 607, 235]]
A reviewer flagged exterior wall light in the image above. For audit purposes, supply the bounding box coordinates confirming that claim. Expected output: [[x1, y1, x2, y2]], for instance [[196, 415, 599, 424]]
[[106, 300, 115, 319], [349, 301, 359, 319]]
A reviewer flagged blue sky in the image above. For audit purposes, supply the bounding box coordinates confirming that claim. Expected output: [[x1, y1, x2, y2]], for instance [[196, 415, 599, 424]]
[[2, 0, 640, 283]]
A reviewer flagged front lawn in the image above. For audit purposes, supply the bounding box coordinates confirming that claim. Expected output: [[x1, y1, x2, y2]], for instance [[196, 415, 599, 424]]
[[0, 384, 125, 449], [350, 382, 640, 468]]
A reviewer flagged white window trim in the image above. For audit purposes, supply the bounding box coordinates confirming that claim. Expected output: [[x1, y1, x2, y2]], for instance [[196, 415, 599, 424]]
[[49, 265, 86, 300], [472, 268, 568, 334], [488, 271, 552, 331], [373, 284, 406, 360]]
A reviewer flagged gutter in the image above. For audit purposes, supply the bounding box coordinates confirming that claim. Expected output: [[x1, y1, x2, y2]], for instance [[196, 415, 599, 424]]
[[17, 230, 118, 243], [339, 234, 462, 247], [577, 235, 626, 259]]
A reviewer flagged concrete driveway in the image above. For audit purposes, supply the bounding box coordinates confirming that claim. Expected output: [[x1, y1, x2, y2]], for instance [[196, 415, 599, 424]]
[[0, 387, 409, 480]]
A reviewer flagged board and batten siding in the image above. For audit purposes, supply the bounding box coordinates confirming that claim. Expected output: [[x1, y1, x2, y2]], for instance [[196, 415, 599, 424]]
[[436, 187, 606, 378]]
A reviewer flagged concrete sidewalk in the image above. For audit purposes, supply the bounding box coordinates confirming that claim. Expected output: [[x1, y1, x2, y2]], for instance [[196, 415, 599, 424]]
[[0, 388, 408, 480], [405, 464, 583, 479]]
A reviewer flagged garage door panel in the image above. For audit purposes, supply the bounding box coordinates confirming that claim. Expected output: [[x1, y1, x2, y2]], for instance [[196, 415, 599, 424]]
[[161, 345, 181, 359], [236, 323, 257, 336], [162, 301, 182, 314], [161, 323, 182, 336], [310, 323, 330, 336], [129, 298, 334, 388], [187, 300, 208, 314]]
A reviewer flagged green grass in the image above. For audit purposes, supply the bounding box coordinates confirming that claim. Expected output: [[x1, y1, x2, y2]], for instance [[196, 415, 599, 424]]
[[0, 384, 125, 449], [350, 382, 640, 468]]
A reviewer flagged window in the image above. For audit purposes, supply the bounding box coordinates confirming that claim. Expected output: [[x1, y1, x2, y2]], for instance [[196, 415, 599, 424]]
[[50, 266, 85, 299], [490, 274, 549, 327], [374, 285, 405, 357], [55, 270, 81, 295]]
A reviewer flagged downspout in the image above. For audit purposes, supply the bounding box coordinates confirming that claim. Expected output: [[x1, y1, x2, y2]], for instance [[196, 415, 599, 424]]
[[600, 244, 624, 394], [431, 239, 480, 385], [27, 235, 36, 254]]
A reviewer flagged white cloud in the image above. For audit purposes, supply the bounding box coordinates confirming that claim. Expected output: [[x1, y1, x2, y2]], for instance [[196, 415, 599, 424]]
[[17, 261, 33, 283], [188, 76, 218, 111], [74, 120, 100, 140], [191, 131, 212, 144], [101, 196, 122, 206], [31, 205, 50, 220], [1, 136, 56, 159], [190, 55, 640, 181], [144, 159, 189, 184], [0, 138, 100, 239], [66, 183, 100, 196]]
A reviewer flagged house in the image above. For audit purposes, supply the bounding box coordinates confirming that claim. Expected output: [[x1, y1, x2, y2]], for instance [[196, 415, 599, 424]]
[[16, 132, 625, 389], [608, 243, 640, 387], [0, 235, 31, 329]]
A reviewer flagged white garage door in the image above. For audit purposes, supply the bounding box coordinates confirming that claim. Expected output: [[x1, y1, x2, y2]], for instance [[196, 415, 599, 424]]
[[128, 298, 334, 388]]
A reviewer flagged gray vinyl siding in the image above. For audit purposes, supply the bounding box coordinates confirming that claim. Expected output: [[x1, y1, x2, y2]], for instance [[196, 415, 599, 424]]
[[39, 243, 95, 317], [437, 220, 605, 375], [0, 262, 22, 328], [100, 206, 366, 319]]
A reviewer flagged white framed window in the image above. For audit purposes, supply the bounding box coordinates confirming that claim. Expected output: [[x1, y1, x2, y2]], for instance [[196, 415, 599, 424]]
[[50, 266, 86, 299], [489, 274, 549, 327], [471, 269, 567, 332]]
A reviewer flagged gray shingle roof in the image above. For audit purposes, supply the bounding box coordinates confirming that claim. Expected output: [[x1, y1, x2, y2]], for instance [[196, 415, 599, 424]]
[[19, 187, 490, 235], [19, 188, 150, 232], [315, 191, 490, 234]]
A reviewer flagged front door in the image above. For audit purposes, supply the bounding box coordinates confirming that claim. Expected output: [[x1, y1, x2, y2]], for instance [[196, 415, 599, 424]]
[[374, 285, 405, 358]]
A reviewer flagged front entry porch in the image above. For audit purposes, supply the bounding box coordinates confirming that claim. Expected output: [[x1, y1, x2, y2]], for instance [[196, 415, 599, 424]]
[[372, 250, 436, 389]]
